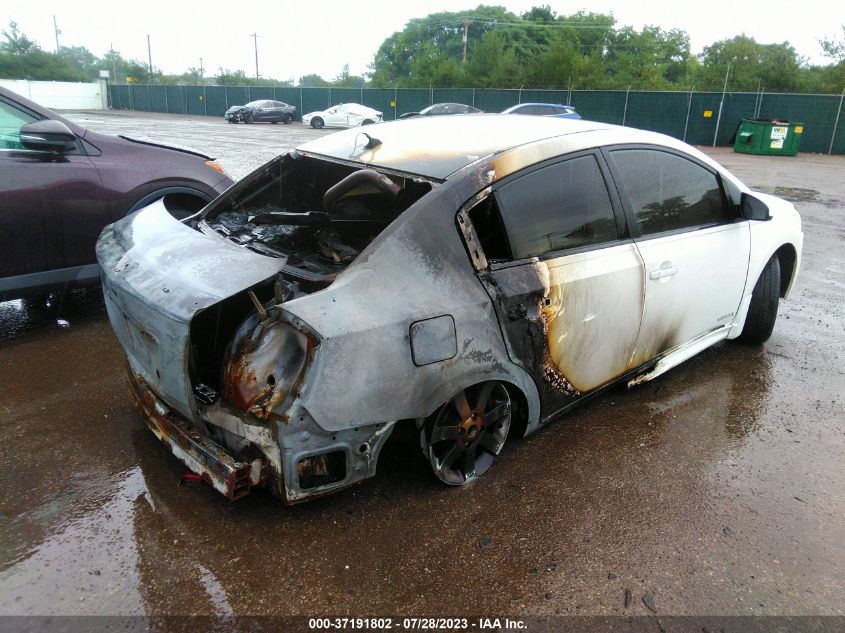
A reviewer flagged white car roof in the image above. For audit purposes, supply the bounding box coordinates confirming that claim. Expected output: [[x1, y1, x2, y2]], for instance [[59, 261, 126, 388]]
[[298, 114, 722, 181]]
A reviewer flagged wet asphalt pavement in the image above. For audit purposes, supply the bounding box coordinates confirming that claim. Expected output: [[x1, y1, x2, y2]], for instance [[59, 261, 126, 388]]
[[0, 112, 843, 622]]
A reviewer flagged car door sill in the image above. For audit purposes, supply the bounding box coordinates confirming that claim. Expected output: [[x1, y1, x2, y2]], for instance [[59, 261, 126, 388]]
[[0, 263, 101, 299], [538, 325, 732, 426], [540, 360, 658, 426], [628, 325, 733, 388]]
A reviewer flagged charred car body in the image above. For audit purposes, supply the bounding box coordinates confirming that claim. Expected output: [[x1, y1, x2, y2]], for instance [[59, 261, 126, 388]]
[[97, 115, 802, 503]]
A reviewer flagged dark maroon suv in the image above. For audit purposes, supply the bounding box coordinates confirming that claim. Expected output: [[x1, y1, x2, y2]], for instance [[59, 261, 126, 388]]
[[0, 87, 234, 301]]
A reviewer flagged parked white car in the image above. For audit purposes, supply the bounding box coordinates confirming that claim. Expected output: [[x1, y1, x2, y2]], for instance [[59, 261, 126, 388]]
[[301, 103, 383, 129]]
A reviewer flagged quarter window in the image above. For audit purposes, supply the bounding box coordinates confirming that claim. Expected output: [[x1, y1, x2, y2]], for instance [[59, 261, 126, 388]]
[[611, 149, 733, 235], [495, 155, 619, 259]]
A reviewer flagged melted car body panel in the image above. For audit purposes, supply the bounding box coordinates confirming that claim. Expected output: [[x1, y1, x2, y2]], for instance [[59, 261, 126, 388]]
[[98, 200, 284, 419], [97, 116, 802, 503]]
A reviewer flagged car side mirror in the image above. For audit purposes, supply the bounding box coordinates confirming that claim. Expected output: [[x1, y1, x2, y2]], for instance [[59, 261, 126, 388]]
[[740, 192, 771, 221], [20, 120, 77, 153]]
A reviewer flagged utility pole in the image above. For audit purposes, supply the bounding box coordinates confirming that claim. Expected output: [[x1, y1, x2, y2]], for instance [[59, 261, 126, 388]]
[[110, 43, 117, 83], [147, 34, 153, 80], [251, 33, 259, 79], [199, 57, 204, 80], [53, 15, 61, 52], [462, 20, 469, 63]]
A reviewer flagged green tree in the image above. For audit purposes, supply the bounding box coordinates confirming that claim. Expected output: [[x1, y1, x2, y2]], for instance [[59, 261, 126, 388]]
[[58, 45, 100, 79], [0, 21, 38, 55], [819, 25, 845, 62], [0, 21, 87, 81], [333, 64, 366, 87], [466, 31, 522, 87], [697, 35, 804, 92], [299, 73, 330, 87], [606, 26, 693, 89], [215, 68, 248, 86], [370, 5, 519, 87]]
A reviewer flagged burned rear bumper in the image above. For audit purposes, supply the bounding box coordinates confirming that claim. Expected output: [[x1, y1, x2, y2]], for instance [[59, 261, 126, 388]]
[[129, 372, 267, 500]]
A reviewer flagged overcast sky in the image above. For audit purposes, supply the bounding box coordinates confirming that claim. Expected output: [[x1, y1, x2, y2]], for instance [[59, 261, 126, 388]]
[[4, 1, 843, 81]]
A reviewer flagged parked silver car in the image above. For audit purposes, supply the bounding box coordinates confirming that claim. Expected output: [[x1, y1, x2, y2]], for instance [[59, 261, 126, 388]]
[[97, 115, 802, 503]]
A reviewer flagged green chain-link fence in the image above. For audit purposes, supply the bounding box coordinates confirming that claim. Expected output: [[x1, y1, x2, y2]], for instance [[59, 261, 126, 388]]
[[108, 84, 845, 155]]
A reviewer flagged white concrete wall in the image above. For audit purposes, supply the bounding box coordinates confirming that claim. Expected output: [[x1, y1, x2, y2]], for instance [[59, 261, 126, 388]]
[[0, 80, 107, 110]]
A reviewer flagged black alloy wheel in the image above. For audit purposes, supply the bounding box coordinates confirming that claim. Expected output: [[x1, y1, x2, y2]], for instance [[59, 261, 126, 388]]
[[420, 382, 511, 485]]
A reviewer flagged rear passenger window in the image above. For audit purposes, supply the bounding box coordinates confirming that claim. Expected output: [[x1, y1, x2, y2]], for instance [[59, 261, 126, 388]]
[[611, 149, 733, 235], [495, 155, 619, 259]]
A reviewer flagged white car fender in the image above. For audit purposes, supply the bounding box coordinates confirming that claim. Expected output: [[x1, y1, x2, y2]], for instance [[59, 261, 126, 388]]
[[729, 192, 803, 338]]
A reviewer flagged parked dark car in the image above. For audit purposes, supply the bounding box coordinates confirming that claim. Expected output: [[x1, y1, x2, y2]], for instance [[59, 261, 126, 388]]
[[224, 100, 296, 124], [502, 103, 581, 119], [0, 86, 234, 301], [400, 102, 482, 119]]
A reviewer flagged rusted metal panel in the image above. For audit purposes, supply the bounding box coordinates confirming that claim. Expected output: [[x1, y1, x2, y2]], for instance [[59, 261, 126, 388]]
[[97, 200, 283, 420], [129, 373, 266, 500]]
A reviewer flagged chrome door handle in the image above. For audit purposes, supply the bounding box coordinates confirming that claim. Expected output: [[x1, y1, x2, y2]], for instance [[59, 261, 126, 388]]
[[649, 265, 678, 280]]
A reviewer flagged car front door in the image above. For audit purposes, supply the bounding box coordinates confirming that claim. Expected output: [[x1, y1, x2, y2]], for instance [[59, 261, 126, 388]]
[[605, 146, 750, 366], [254, 101, 270, 121], [0, 96, 106, 280], [465, 151, 645, 421], [324, 106, 344, 127]]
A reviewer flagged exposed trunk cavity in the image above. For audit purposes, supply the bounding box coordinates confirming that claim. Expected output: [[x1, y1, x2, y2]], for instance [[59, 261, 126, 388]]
[[194, 153, 433, 298]]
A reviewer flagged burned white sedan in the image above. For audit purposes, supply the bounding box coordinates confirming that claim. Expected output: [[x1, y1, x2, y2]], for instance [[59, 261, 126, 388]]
[[97, 115, 802, 503]]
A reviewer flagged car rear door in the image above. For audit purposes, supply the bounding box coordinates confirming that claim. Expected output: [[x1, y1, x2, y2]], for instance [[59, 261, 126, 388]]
[[0, 95, 106, 279], [605, 146, 750, 366], [465, 151, 645, 421]]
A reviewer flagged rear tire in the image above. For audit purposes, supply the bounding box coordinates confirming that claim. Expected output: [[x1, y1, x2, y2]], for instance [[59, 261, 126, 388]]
[[245, 113, 254, 124], [735, 255, 781, 344], [420, 382, 511, 486]]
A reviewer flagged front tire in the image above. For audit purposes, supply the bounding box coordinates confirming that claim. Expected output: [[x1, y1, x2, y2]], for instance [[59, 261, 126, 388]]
[[735, 255, 781, 344], [311, 117, 324, 129], [244, 113, 254, 124], [283, 113, 293, 124], [361, 119, 374, 126], [420, 382, 511, 485]]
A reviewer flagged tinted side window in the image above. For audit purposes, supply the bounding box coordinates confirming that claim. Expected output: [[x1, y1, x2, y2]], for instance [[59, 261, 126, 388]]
[[611, 149, 733, 235], [495, 155, 619, 259], [0, 99, 38, 150]]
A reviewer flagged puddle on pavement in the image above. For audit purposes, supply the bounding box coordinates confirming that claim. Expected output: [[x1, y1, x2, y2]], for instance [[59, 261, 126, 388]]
[[753, 185, 842, 209], [0, 289, 108, 342]]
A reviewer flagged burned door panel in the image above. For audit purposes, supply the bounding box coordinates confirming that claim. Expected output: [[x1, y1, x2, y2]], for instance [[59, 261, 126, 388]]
[[470, 152, 645, 421], [481, 244, 644, 421]]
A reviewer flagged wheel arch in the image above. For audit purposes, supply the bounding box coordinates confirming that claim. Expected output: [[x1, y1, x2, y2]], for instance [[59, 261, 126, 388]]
[[127, 185, 213, 215], [414, 367, 541, 441], [774, 242, 798, 298]]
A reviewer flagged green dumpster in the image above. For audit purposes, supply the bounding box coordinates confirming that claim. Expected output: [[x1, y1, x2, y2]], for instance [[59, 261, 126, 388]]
[[734, 119, 804, 156]]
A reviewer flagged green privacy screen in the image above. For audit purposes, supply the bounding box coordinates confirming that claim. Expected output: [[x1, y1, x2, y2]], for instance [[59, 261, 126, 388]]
[[107, 84, 845, 154]]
